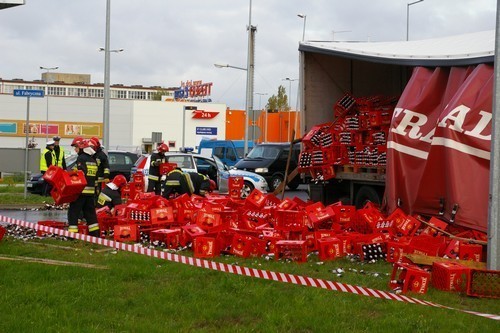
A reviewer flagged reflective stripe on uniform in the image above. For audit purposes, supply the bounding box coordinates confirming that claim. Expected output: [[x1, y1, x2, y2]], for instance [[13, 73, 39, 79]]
[[88, 223, 99, 232], [97, 192, 112, 206], [68, 226, 79, 233], [166, 180, 180, 186], [83, 186, 95, 194], [148, 175, 159, 181]]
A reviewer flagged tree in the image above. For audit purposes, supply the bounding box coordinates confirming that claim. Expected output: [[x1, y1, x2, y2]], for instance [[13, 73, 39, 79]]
[[266, 85, 289, 112]]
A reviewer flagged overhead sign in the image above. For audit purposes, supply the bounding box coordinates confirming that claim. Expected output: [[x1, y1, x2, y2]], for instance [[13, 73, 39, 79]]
[[175, 80, 213, 102], [13, 89, 44, 98], [192, 110, 219, 119], [196, 127, 217, 135]]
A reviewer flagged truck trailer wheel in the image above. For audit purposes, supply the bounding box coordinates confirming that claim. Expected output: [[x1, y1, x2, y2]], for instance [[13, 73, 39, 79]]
[[354, 185, 382, 208], [269, 174, 284, 192], [241, 181, 254, 199]]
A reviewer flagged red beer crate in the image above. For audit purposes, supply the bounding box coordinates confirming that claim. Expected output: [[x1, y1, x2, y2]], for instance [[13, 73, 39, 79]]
[[431, 262, 469, 292], [150, 228, 181, 249], [330, 204, 356, 227], [0, 225, 6, 241], [159, 162, 177, 176], [386, 239, 410, 263], [467, 269, 500, 299], [275, 240, 308, 263], [98, 216, 121, 238], [54, 170, 87, 195], [193, 237, 219, 258], [150, 207, 174, 225], [228, 176, 244, 200], [114, 224, 139, 242], [317, 237, 343, 261], [420, 216, 448, 236], [37, 220, 68, 237], [181, 224, 206, 245], [389, 262, 431, 294], [42, 165, 63, 185], [245, 189, 267, 209], [196, 208, 222, 231], [274, 210, 306, 232], [459, 243, 484, 262], [50, 186, 80, 205]]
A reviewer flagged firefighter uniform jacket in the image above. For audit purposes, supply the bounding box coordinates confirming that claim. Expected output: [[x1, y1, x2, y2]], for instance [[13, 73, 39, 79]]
[[163, 169, 194, 198], [40, 148, 56, 172], [96, 184, 122, 209], [148, 152, 166, 183], [93, 147, 110, 183], [68, 150, 99, 236], [76, 151, 98, 196], [188, 172, 211, 196]]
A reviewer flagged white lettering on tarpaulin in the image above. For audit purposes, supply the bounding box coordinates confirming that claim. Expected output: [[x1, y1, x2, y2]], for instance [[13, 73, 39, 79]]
[[388, 106, 492, 160]]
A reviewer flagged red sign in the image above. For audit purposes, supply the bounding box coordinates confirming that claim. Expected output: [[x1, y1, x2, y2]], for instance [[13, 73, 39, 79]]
[[192, 110, 219, 119]]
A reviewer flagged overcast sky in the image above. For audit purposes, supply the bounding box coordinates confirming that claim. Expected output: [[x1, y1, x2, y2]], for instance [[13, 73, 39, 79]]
[[0, 0, 497, 109]]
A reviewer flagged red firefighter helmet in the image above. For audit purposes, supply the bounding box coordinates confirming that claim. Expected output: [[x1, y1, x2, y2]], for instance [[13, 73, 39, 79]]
[[71, 136, 84, 147], [111, 174, 127, 188], [209, 179, 217, 192], [77, 139, 90, 149], [90, 136, 101, 148], [158, 143, 169, 153]]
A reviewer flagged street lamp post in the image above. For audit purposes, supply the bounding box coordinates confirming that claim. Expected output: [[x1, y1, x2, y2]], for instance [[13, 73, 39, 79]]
[[39, 66, 58, 141], [100, 0, 123, 151], [297, 14, 307, 41], [406, 0, 424, 41], [282, 78, 297, 141], [255, 92, 267, 142]]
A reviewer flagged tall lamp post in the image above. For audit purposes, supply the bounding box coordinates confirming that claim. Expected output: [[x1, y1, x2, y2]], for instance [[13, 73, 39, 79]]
[[100, 0, 123, 151], [282, 78, 297, 141], [297, 14, 307, 41], [255, 92, 267, 142], [406, 0, 424, 41], [39, 66, 58, 141]]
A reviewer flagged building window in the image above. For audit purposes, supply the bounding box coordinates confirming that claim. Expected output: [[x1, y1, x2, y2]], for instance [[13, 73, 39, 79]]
[[89, 88, 104, 98]]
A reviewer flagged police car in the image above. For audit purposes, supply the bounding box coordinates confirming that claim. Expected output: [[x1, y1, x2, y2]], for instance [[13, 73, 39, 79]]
[[131, 152, 268, 198]]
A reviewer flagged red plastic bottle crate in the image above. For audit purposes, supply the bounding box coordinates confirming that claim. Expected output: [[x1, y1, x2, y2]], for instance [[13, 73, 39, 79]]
[[36, 220, 68, 237], [0, 225, 6, 241], [389, 262, 431, 294], [150, 228, 181, 249], [193, 237, 219, 258], [317, 237, 343, 261], [275, 240, 308, 263], [114, 224, 139, 242], [459, 243, 484, 262], [467, 269, 500, 299], [431, 262, 469, 292]]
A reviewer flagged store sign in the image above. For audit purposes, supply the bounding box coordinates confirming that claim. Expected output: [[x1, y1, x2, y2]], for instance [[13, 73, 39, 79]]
[[192, 110, 219, 119], [196, 127, 217, 135], [175, 80, 213, 101]]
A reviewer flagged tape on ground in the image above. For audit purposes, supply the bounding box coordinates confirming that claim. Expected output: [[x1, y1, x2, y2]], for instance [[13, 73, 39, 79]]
[[1, 215, 498, 321]]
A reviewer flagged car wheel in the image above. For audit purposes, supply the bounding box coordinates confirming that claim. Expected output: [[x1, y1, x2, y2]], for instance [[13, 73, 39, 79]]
[[241, 181, 254, 198], [354, 185, 382, 209], [269, 174, 284, 192]]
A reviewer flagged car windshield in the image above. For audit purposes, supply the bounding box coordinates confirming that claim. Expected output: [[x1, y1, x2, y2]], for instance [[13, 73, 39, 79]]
[[246, 146, 280, 159]]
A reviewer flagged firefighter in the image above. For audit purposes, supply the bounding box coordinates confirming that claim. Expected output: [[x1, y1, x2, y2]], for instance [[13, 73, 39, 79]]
[[147, 142, 169, 195], [90, 137, 110, 197], [52, 135, 66, 169], [67, 139, 100, 237], [162, 168, 194, 198], [187, 172, 216, 196], [40, 140, 56, 196], [96, 174, 127, 212]]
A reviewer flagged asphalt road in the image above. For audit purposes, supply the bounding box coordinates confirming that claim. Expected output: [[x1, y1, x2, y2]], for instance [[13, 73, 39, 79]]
[[0, 185, 311, 223]]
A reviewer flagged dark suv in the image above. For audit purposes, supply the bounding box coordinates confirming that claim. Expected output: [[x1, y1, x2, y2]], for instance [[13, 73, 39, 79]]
[[234, 143, 301, 191], [27, 150, 139, 195]]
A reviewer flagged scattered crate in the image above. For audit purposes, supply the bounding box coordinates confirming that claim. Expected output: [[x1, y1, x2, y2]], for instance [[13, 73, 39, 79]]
[[467, 269, 500, 299]]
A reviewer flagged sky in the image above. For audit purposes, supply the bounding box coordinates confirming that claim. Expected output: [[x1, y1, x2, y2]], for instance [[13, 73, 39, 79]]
[[0, 0, 497, 110]]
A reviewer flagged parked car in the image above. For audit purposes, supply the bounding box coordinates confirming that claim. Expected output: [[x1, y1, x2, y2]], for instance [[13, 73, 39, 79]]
[[234, 142, 302, 191], [131, 152, 267, 198], [198, 139, 254, 167], [27, 150, 140, 195]]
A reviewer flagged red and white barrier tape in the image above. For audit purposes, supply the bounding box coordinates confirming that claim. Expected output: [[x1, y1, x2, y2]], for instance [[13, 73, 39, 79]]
[[1, 215, 498, 321]]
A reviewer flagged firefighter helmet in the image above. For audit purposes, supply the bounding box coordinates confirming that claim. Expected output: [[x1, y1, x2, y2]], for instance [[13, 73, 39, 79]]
[[111, 174, 127, 188], [71, 136, 83, 147], [209, 179, 217, 192], [158, 143, 169, 153], [90, 136, 101, 148]]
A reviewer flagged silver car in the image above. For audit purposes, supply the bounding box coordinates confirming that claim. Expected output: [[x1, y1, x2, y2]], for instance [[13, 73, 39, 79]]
[[131, 152, 267, 198]]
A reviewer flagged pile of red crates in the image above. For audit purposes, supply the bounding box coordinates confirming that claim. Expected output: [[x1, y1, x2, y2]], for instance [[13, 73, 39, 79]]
[[88, 185, 499, 296], [299, 94, 397, 181]]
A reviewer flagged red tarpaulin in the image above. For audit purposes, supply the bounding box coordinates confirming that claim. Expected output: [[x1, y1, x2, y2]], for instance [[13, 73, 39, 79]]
[[386, 64, 492, 232]]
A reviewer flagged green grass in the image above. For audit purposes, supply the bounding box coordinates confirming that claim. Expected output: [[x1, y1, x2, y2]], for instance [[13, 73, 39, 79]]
[[0, 236, 498, 333], [0, 191, 54, 205]]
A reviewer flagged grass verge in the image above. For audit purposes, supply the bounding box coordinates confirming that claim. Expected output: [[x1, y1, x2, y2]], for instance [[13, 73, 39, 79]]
[[0, 236, 498, 333]]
